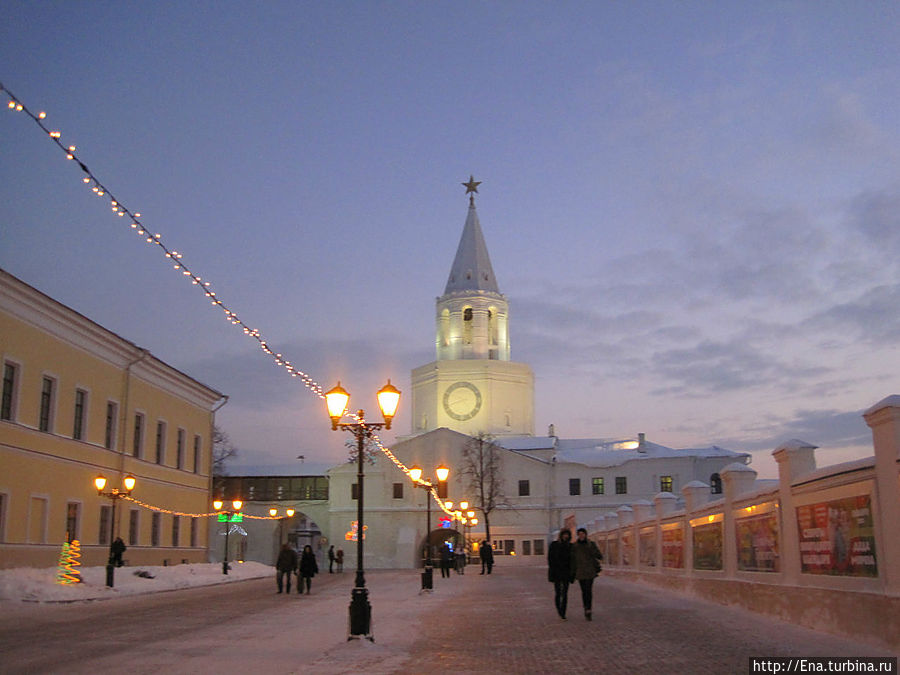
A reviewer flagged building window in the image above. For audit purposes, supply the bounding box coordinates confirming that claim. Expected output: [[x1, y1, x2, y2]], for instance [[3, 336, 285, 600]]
[[463, 307, 473, 344], [66, 502, 80, 543], [190, 517, 198, 547], [660, 475, 673, 493], [522, 540, 531, 555], [151, 512, 161, 547], [193, 435, 202, 474], [176, 429, 185, 470], [99, 505, 112, 545], [155, 421, 166, 464], [1, 362, 17, 421], [105, 402, 118, 450], [615, 477, 627, 494], [504, 539, 515, 555], [73, 389, 87, 440], [393, 482, 403, 499], [39, 376, 55, 432], [592, 477, 604, 495], [518, 479, 530, 496], [129, 509, 140, 546], [133, 413, 144, 458], [710, 473, 723, 495], [351, 483, 358, 500], [172, 516, 180, 547], [569, 478, 581, 496], [533, 539, 544, 556]]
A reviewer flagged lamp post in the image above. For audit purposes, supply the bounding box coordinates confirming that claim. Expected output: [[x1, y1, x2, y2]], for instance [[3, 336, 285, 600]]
[[93, 474, 136, 588], [325, 379, 400, 641], [408, 463, 450, 591], [213, 498, 243, 575]]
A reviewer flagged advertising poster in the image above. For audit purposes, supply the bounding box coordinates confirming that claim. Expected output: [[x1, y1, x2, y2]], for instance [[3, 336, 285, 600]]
[[621, 529, 634, 566], [735, 512, 779, 572], [661, 526, 684, 568], [639, 527, 656, 567], [692, 521, 723, 570], [607, 535, 619, 566], [796, 494, 877, 577]]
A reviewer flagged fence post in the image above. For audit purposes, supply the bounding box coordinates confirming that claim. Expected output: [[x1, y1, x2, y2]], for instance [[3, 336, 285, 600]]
[[863, 395, 900, 595], [773, 440, 817, 585], [721, 463, 758, 577]]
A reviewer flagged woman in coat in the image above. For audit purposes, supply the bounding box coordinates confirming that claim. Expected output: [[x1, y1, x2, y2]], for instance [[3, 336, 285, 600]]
[[297, 544, 318, 594], [571, 527, 603, 620], [547, 529, 573, 619]]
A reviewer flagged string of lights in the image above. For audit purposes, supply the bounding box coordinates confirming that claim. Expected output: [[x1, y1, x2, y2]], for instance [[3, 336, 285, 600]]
[[3, 83, 455, 518], [124, 495, 284, 519]]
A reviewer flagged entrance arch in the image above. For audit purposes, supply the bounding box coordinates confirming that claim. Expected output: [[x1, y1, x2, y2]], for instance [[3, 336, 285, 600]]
[[419, 528, 464, 567]]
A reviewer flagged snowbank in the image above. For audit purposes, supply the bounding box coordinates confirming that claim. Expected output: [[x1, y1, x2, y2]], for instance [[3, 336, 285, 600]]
[[0, 561, 271, 603]]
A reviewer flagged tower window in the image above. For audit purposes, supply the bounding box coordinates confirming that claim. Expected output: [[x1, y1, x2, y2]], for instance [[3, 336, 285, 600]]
[[463, 307, 473, 344], [463, 308, 473, 321]]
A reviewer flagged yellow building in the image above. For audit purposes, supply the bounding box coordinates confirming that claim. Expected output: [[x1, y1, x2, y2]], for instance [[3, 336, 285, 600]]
[[0, 269, 225, 568]]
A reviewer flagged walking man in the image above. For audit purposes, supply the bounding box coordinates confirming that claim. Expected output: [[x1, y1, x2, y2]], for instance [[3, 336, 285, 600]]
[[572, 527, 603, 620], [547, 529, 573, 619], [275, 543, 297, 594], [479, 540, 494, 574], [328, 545, 335, 573]]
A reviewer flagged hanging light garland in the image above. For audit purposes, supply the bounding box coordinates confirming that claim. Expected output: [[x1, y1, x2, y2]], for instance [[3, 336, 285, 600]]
[[2, 83, 455, 518]]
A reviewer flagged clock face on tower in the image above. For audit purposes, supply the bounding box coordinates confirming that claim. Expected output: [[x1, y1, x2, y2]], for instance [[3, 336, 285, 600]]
[[442, 381, 482, 421]]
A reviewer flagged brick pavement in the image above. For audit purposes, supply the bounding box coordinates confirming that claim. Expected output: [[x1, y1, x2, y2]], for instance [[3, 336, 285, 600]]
[[400, 563, 897, 674]]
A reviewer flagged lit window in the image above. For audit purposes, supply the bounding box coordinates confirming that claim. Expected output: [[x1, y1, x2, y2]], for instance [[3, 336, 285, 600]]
[[592, 477, 604, 495], [660, 475, 673, 493]]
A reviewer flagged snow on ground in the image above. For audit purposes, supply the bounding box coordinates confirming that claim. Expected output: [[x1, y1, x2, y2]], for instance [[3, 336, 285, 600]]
[[0, 561, 271, 603]]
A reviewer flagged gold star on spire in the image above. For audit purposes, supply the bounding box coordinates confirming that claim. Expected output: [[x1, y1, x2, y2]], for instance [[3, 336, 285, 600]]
[[462, 175, 482, 197]]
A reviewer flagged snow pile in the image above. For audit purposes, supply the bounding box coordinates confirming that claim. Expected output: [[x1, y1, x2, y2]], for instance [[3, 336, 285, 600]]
[[0, 561, 271, 603]]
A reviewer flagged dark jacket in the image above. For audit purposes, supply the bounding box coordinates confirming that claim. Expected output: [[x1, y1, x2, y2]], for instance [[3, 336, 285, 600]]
[[572, 538, 602, 580], [547, 539, 574, 582], [299, 550, 318, 577], [276, 548, 298, 573], [479, 543, 494, 563]]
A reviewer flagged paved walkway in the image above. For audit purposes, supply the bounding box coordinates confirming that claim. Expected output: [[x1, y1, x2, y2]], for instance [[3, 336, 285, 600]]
[[396, 565, 897, 674], [2, 563, 896, 674]]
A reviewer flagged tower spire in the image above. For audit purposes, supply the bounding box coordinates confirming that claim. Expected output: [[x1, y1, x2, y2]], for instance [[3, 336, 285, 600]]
[[445, 177, 499, 295]]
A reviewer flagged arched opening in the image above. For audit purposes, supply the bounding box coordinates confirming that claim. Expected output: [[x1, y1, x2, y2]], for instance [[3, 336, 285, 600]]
[[419, 527, 465, 567]]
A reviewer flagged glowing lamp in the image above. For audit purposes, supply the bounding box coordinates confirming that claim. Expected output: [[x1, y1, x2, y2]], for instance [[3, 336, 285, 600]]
[[123, 474, 136, 492], [213, 500, 224, 511], [470, 518, 478, 526], [376, 379, 401, 429], [409, 465, 423, 483], [467, 510, 475, 519], [459, 500, 469, 511], [269, 508, 278, 517], [94, 475, 107, 493], [435, 465, 450, 483], [286, 509, 295, 517], [325, 382, 350, 430], [445, 501, 453, 510], [232, 500, 243, 511]]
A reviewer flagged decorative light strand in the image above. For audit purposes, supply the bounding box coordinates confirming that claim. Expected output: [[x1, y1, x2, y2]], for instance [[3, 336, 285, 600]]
[[2, 83, 456, 518]]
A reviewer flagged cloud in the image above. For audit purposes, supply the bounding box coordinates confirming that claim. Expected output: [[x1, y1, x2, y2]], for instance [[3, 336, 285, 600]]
[[802, 283, 900, 347]]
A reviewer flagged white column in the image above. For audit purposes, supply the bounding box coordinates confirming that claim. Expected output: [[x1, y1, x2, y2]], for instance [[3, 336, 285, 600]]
[[863, 395, 900, 595]]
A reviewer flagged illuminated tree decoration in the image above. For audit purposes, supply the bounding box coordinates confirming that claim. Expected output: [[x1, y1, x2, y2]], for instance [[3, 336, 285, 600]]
[[56, 540, 83, 584]]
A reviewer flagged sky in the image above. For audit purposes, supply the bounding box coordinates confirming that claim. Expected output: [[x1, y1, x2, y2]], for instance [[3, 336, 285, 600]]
[[2, 2, 899, 479]]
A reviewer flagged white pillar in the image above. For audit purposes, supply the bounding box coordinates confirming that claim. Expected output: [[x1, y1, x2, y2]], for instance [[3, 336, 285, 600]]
[[863, 395, 900, 595], [773, 440, 818, 584], [721, 463, 758, 577]]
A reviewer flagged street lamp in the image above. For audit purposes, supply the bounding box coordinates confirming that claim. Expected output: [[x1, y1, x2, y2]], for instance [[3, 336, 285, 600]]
[[325, 379, 400, 641], [93, 473, 136, 588], [213, 498, 243, 575], [269, 508, 295, 544], [408, 463, 450, 591]]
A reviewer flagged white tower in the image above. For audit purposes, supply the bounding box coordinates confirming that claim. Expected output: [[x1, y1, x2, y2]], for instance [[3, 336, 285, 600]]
[[411, 178, 534, 436]]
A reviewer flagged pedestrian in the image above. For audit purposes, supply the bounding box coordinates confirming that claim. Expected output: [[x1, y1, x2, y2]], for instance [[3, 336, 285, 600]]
[[547, 529, 574, 619], [479, 540, 494, 574], [455, 545, 466, 574], [572, 527, 603, 620], [440, 542, 452, 578], [111, 537, 126, 567], [275, 543, 297, 594], [297, 544, 318, 594], [336, 548, 344, 572], [328, 545, 335, 573]]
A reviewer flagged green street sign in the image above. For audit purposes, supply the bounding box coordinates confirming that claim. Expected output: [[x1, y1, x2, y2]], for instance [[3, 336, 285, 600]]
[[217, 513, 243, 522]]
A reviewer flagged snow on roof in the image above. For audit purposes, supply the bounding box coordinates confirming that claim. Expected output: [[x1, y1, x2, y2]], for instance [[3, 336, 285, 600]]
[[496, 435, 749, 468]]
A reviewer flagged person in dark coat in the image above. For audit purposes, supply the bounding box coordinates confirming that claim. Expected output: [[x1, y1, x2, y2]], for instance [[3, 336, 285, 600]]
[[297, 544, 318, 594], [111, 537, 126, 567], [439, 542, 453, 578], [547, 529, 574, 619], [572, 527, 603, 620], [328, 545, 335, 573], [275, 543, 297, 594], [479, 540, 494, 574], [336, 548, 344, 572]]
